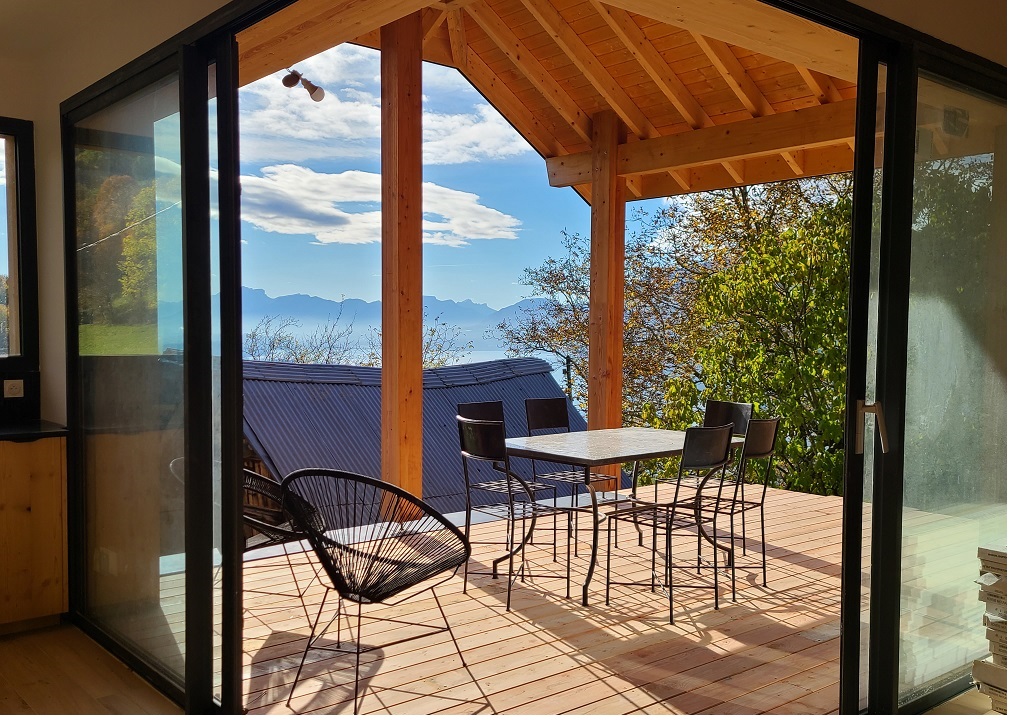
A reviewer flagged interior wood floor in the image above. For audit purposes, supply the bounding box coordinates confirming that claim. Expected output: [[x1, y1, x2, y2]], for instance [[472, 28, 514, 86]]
[[243, 485, 844, 715], [0, 624, 181, 714]]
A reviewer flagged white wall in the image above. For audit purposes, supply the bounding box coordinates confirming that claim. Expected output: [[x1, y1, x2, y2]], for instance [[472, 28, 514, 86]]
[[853, 0, 1005, 66], [0, 0, 1004, 424]]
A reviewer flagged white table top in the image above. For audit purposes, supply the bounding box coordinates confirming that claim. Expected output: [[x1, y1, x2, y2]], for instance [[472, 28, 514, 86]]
[[505, 427, 692, 466]]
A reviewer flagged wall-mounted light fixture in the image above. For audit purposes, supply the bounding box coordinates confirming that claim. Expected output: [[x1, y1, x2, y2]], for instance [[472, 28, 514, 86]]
[[282, 69, 325, 102]]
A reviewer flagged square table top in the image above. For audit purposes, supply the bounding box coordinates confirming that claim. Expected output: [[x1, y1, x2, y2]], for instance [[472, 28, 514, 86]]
[[505, 427, 692, 466]]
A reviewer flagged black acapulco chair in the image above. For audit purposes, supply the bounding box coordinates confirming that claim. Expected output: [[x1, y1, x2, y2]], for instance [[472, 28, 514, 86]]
[[170, 459, 320, 620], [604, 423, 734, 624], [457, 415, 573, 610], [280, 468, 471, 714]]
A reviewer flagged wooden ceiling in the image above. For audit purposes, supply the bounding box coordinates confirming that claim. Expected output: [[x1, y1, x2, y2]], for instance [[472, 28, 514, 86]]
[[236, 0, 860, 200]]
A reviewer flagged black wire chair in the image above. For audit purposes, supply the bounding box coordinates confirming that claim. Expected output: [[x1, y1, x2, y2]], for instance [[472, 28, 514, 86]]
[[604, 423, 734, 623], [280, 468, 471, 714], [242, 469, 321, 621], [524, 397, 618, 553], [457, 415, 574, 610]]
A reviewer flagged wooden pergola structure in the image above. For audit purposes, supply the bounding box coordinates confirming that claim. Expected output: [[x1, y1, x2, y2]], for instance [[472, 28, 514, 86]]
[[235, 0, 860, 496]]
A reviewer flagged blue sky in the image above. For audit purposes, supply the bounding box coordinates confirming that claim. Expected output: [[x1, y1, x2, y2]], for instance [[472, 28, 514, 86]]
[[0, 139, 7, 276], [237, 43, 660, 310]]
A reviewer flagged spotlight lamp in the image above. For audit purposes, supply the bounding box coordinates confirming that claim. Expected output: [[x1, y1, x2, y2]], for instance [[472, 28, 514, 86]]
[[281, 68, 325, 102]]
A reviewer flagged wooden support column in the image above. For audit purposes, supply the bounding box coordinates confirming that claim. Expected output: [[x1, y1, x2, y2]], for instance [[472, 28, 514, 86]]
[[588, 110, 626, 489], [381, 12, 424, 497]]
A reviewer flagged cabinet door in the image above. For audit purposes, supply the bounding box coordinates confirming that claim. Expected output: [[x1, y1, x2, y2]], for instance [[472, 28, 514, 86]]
[[0, 437, 67, 624]]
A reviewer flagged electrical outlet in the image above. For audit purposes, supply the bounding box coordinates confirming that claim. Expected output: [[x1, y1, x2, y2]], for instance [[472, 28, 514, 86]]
[[3, 379, 23, 398]]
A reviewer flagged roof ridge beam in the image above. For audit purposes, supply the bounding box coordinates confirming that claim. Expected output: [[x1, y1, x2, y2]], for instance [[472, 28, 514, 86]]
[[546, 98, 856, 187]]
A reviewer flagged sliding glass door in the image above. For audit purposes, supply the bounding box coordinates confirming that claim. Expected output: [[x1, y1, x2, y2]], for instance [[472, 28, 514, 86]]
[[842, 45, 1006, 713], [65, 37, 242, 713]]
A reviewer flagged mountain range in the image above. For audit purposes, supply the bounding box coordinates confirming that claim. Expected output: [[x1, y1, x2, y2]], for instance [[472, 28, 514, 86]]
[[242, 287, 547, 351]]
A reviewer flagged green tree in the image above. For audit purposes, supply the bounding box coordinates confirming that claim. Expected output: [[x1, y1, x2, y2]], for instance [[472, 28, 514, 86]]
[[497, 176, 853, 494], [649, 189, 851, 495], [118, 183, 158, 321]]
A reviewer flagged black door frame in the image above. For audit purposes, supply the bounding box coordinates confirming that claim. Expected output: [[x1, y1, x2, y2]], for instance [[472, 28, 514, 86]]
[[839, 38, 1007, 714], [59, 0, 1004, 714]]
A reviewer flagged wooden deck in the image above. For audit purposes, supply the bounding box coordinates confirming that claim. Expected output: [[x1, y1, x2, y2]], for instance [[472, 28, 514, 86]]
[[242, 485, 843, 714]]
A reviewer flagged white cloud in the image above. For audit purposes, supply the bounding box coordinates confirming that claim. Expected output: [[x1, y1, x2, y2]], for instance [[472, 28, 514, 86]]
[[423, 105, 529, 165], [238, 45, 532, 165], [241, 164, 520, 247], [0, 162, 5, 187]]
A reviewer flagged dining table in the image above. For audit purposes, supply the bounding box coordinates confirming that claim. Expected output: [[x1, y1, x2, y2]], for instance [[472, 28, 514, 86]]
[[505, 427, 742, 606]]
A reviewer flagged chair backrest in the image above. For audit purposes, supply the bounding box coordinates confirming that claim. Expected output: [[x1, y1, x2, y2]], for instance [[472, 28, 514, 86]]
[[742, 418, 779, 460], [680, 423, 734, 472], [457, 416, 507, 464], [281, 468, 470, 604], [703, 400, 753, 437], [525, 397, 571, 433], [457, 400, 505, 423]]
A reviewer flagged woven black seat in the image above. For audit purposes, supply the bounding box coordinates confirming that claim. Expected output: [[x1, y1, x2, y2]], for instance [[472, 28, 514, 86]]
[[280, 468, 470, 712]]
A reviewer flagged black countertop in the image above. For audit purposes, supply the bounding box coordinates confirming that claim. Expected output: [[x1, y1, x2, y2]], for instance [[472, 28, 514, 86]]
[[0, 420, 68, 441]]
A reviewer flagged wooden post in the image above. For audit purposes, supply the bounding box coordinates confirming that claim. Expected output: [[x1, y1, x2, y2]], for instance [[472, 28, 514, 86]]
[[381, 12, 424, 497], [588, 110, 626, 489]]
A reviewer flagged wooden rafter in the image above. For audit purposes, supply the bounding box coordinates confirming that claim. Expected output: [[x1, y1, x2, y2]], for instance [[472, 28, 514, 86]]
[[422, 7, 447, 45], [590, 0, 708, 130], [639, 144, 853, 200], [599, 0, 858, 81], [797, 66, 844, 104], [446, 9, 467, 70], [466, 3, 592, 144], [237, 0, 435, 85], [692, 32, 804, 175], [546, 98, 856, 186], [520, 0, 657, 141]]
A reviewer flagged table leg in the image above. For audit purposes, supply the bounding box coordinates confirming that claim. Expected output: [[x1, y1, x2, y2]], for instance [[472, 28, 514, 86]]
[[582, 465, 600, 606]]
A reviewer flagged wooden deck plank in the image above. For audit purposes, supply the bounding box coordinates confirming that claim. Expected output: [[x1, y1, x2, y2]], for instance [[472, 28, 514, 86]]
[[238, 485, 844, 714]]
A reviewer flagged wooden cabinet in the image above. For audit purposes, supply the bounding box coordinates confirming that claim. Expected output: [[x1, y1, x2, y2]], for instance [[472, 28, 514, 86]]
[[0, 434, 68, 626]]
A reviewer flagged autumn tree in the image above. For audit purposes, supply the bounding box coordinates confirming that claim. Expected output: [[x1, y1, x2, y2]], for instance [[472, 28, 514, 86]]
[[497, 175, 853, 494]]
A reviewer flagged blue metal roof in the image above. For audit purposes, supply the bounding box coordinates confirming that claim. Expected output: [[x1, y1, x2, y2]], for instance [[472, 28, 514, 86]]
[[244, 357, 625, 515]]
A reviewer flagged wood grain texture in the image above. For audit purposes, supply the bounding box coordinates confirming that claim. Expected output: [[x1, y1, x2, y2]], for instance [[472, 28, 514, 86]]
[[241, 485, 845, 714], [381, 13, 426, 498], [0, 437, 67, 625]]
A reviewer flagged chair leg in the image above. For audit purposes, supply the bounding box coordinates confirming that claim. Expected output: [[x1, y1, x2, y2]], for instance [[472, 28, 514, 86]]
[[552, 486, 558, 563], [288, 586, 331, 708], [696, 531, 702, 574], [666, 520, 675, 624], [432, 586, 466, 668], [761, 505, 768, 587], [571, 485, 579, 558], [650, 511, 658, 593], [463, 506, 472, 594], [566, 511, 572, 599], [605, 519, 612, 606], [740, 483, 747, 556], [712, 519, 719, 610], [729, 513, 737, 603], [353, 601, 364, 714]]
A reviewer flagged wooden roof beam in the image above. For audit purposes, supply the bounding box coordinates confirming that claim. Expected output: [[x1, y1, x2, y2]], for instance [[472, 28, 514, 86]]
[[637, 144, 854, 200], [797, 66, 844, 104], [422, 7, 447, 46], [520, 0, 656, 141], [445, 9, 466, 69], [692, 33, 804, 175], [466, 3, 592, 144], [546, 98, 856, 186], [237, 0, 437, 86], [599, 0, 858, 81]]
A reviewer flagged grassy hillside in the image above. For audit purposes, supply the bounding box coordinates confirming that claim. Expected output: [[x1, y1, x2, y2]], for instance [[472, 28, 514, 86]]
[[78, 324, 158, 355]]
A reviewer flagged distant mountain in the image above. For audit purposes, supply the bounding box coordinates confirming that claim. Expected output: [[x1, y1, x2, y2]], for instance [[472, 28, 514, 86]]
[[241, 287, 547, 351]]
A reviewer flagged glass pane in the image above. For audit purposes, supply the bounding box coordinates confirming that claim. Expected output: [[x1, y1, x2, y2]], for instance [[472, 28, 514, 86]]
[[74, 73, 186, 683], [209, 62, 224, 702], [859, 62, 887, 711], [898, 74, 1007, 706], [0, 135, 20, 357]]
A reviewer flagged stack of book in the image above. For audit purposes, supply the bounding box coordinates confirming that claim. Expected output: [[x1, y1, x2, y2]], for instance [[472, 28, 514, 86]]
[[973, 545, 1007, 713]]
